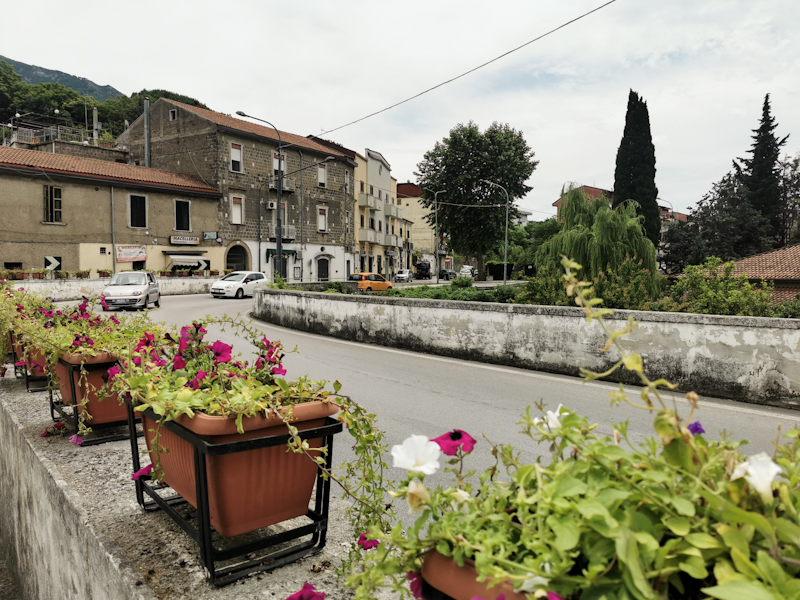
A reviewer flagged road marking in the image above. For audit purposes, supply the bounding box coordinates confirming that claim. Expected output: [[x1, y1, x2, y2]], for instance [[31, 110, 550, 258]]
[[249, 315, 800, 423]]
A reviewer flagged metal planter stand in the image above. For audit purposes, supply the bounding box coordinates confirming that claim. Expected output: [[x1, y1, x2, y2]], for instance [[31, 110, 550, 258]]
[[421, 577, 456, 600], [50, 357, 141, 446], [125, 399, 343, 586]]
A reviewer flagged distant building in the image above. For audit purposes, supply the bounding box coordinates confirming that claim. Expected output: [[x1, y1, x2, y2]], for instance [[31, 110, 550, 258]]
[[396, 182, 453, 276], [552, 185, 613, 218], [513, 209, 532, 227], [729, 244, 800, 305]]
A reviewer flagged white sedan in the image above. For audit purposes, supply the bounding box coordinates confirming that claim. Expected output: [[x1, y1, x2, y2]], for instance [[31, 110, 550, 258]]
[[210, 271, 267, 299]]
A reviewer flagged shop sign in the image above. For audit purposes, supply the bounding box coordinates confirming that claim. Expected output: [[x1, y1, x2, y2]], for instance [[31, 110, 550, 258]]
[[170, 235, 200, 245], [203, 231, 218, 240], [116, 245, 146, 262]]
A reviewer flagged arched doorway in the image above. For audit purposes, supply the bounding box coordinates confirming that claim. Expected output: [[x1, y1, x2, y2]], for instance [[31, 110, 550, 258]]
[[317, 257, 329, 281], [226, 245, 248, 271]]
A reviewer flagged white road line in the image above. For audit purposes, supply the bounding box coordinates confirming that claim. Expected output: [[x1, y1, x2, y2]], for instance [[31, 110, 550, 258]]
[[249, 316, 800, 423]]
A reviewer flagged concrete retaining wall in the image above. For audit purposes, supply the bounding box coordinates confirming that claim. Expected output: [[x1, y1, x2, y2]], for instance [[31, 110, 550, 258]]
[[10, 278, 213, 302], [253, 289, 800, 408]]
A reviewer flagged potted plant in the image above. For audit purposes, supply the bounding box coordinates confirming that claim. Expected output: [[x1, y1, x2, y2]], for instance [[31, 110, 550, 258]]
[[158, 270, 173, 278], [175, 269, 189, 277], [97, 269, 112, 278], [30, 268, 49, 280], [72, 269, 90, 279], [208, 270, 219, 277], [54, 270, 69, 280], [223, 269, 233, 275], [9, 268, 28, 280]]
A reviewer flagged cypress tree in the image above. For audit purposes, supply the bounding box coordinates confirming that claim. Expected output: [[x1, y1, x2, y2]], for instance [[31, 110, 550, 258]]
[[739, 94, 788, 246], [613, 90, 661, 247]]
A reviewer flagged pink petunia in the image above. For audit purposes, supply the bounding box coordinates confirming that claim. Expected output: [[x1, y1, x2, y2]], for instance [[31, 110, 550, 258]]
[[407, 572, 422, 599], [357, 533, 380, 550], [547, 593, 564, 600], [131, 464, 153, 481], [211, 340, 232, 363], [69, 434, 83, 446], [285, 582, 325, 600], [41, 429, 49, 438], [271, 364, 287, 377], [53, 422, 66, 429], [187, 370, 207, 390], [431, 429, 477, 456], [173, 355, 187, 370]]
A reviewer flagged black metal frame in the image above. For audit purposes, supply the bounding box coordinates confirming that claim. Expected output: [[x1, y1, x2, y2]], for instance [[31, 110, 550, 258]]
[[421, 576, 456, 600], [125, 400, 343, 586], [50, 357, 141, 446], [8, 332, 44, 387]]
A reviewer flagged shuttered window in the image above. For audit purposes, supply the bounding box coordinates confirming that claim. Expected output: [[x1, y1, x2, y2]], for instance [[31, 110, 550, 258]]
[[43, 186, 62, 223], [130, 195, 146, 228], [231, 196, 243, 224], [175, 200, 190, 231], [230, 143, 242, 172]]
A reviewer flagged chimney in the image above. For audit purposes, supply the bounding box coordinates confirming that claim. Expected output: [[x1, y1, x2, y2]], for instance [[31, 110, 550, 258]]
[[143, 97, 151, 168]]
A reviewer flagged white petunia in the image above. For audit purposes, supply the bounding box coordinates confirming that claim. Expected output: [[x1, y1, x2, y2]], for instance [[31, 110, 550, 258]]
[[517, 575, 549, 592], [450, 489, 472, 514], [731, 452, 783, 503], [391, 435, 440, 475], [407, 481, 431, 514], [534, 404, 569, 430]]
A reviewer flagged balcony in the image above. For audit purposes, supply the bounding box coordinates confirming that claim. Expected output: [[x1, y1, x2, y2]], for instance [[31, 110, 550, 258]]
[[358, 229, 376, 243], [269, 175, 296, 193], [375, 231, 385, 246], [384, 234, 398, 247], [268, 224, 297, 240], [358, 193, 375, 209], [385, 204, 397, 217], [374, 198, 384, 213]]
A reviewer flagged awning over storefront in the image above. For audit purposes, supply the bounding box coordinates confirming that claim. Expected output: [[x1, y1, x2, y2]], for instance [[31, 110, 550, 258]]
[[266, 249, 298, 260], [166, 254, 206, 267]]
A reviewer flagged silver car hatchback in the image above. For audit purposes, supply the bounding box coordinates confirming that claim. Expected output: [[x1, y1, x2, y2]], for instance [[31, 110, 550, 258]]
[[101, 271, 160, 310]]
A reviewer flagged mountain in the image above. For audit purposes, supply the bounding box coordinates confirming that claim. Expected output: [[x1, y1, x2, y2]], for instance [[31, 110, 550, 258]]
[[0, 55, 123, 102]]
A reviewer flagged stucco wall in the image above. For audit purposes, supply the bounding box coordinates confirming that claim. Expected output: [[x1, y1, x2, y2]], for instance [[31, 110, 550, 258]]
[[252, 289, 800, 408], [11, 277, 215, 301]]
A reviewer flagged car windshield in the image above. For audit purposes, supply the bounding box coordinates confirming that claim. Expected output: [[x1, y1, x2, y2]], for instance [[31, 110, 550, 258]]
[[222, 273, 246, 282], [109, 273, 147, 286], [348, 274, 363, 281]]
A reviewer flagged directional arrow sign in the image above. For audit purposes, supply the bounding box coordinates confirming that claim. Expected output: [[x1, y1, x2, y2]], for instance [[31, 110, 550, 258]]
[[197, 259, 209, 271], [45, 256, 60, 271]]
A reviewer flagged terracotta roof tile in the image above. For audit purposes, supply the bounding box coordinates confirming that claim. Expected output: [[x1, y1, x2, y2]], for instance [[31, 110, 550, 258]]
[[0, 146, 218, 194], [731, 244, 800, 280], [163, 100, 346, 158], [771, 286, 800, 305]]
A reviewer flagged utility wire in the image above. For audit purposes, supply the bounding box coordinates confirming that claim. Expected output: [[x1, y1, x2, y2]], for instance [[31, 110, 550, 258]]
[[320, 0, 617, 137]]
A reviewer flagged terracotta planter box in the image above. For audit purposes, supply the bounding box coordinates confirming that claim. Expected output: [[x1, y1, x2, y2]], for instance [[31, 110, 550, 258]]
[[55, 352, 127, 425], [10, 272, 27, 280], [11, 337, 47, 378], [143, 400, 338, 537], [31, 272, 47, 280], [55, 272, 68, 279], [421, 551, 526, 600]]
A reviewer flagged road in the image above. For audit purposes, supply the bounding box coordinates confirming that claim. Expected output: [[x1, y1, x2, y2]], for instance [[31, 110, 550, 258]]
[[125, 293, 800, 492]]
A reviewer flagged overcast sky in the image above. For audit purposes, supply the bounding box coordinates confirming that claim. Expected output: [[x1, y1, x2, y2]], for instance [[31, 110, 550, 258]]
[[5, 1, 799, 220]]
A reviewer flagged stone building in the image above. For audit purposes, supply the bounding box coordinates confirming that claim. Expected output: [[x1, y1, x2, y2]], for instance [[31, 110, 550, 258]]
[[397, 182, 451, 276], [0, 146, 222, 275], [118, 99, 357, 282]]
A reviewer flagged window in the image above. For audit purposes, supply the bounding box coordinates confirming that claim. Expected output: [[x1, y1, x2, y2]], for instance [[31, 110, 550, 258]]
[[273, 152, 286, 176], [378, 221, 382, 232], [370, 185, 374, 196], [345, 172, 350, 194], [169, 109, 178, 121], [391, 225, 395, 234], [318, 207, 328, 232], [346, 211, 350, 234], [369, 217, 375, 230], [43, 186, 62, 223], [230, 143, 242, 172], [231, 196, 243, 224], [130, 195, 147, 228], [317, 163, 327, 188], [175, 200, 190, 231], [360, 181, 365, 193], [360, 214, 365, 227], [378, 190, 382, 200]]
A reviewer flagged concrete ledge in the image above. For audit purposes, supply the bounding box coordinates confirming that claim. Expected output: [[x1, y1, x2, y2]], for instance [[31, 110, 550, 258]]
[[253, 288, 800, 408], [0, 372, 377, 599], [10, 278, 214, 302]]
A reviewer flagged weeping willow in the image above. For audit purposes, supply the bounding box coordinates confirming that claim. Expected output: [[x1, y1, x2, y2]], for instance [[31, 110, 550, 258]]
[[536, 185, 659, 294]]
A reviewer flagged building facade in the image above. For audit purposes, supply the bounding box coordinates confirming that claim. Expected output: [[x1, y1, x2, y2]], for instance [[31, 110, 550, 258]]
[[397, 182, 452, 276], [0, 146, 222, 275], [118, 99, 357, 282]]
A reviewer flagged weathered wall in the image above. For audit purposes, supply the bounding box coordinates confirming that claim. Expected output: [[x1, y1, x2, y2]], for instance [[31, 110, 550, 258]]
[[252, 289, 800, 408], [12, 277, 215, 301]]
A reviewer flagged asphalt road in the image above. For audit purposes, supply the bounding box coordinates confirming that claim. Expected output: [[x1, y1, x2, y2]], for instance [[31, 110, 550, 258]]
[[123, 292, 800, 495]]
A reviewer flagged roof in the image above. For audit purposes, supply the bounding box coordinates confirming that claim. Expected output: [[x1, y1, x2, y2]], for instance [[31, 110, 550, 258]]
[[0, 146, 218, 194], [162, 99, 346, 158], [397, 182, 422, 198], [731, 244, 800, 281], [552, 185, 613, 208]]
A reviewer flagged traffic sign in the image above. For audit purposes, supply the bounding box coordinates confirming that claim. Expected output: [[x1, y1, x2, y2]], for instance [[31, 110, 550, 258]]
[[197, 259, 209, 270], [45, 256, 60, 270]]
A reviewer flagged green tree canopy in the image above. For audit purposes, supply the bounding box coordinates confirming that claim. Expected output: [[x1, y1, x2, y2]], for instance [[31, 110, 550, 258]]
[[414, 121, 538, 280], [613, 89, 660, 247], [536, 185, 658, 294]]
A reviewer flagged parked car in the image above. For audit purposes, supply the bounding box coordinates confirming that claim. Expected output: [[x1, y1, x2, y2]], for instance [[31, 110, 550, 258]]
[[459, 265, 474, 278], [101, 271, 160, 310], [395, 269, 413, 283], [348, 272, 393, 292], [210, 271, 267, 298], [415, 262, 431, 279], [439, 269, 457, 281]]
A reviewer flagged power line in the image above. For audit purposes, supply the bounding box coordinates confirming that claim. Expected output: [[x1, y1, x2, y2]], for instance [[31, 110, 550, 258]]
[[320, 1, 617, 137]]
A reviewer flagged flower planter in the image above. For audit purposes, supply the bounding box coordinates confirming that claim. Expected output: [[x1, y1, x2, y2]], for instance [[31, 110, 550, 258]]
[[74, 273, 89, 279], [55, 271, 69, 280], [97, 271, 112, 278], [55, 352, 128, 425], [31, 272, 47, 280], [10, 272, 28, 280], [27, 346, 49, 379], [142, 400, 338, 537], [420, 551, 526, 600]]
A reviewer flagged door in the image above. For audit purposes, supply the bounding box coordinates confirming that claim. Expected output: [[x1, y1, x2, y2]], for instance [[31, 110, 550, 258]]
[[317, 258, 329, 282], [226, 245, 248, 271]]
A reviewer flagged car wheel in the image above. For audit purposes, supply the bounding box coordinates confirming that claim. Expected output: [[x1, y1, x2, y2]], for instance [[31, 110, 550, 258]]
[[235, 288, 244, 299], [366, 287, 372, 292], [154, 295, 160, 308]]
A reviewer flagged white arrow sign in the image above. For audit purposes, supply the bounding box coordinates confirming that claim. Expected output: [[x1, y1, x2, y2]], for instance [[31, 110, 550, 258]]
[[45, 256, 60, 271], [197, 259, 209, 270]]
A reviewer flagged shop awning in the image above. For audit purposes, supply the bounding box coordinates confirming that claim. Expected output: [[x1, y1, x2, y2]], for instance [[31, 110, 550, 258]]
[[266, 249, 298, 259], [167, 254, 207, 267]]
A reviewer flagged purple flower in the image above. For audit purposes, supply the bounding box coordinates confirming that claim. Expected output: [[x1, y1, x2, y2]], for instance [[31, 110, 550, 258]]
[[357, 533, 380, 550], [41, 429, 49, 438], [407, 572, 422, 599], [211, 340, 232, 363], [431, 429, 477, 456], [547, 593, 564, 600], [131, 464, 153, 481], [110, 315, 120, 325], [688, 421, 705, 436], [69, 434, 83, 446], [173, 355, 187, 370], [14, 361, 26, 367], [53, 422, 66, 430], [187, 370, 207, 390], [271, 364, 287, 377], [107, 365, 121, 381], [285, 582, 325, 600]]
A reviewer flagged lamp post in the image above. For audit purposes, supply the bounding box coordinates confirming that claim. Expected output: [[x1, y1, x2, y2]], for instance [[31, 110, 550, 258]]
[[424, 188, 445, 284], [479, 179, 510, 287]]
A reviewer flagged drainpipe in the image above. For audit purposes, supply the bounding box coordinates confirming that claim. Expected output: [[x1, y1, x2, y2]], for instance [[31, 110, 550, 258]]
[[111, 186, 117, 273], [299, 150, 304, 282], [143, 97, 151, 168]]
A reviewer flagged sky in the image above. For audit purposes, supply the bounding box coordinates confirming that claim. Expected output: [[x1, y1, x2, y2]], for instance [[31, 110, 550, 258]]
[[4, 0, 799, 220]]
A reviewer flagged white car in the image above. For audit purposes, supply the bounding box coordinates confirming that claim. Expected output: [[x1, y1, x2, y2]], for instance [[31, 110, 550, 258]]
[[102, 271, 160, 310], [459, 266, 474, 278], [395, 269, 413, 283], [210, 271, 267, 299]]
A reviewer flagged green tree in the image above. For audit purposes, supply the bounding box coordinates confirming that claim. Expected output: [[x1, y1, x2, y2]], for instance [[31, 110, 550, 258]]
[[613, 89, 660, 246], [659, 220, 708, 274], [536, 185, 659, 294], [415, 121, 538, 280], [737, 94, 788, 246], [0, 61, 27, 122], [778, 153, 800, 244]]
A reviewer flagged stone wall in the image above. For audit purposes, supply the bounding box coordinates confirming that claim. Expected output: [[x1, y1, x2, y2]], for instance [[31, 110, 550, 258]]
[[11, 277, 215, 301], [30, 140, 130, 163], [252, 289, 800, 408]]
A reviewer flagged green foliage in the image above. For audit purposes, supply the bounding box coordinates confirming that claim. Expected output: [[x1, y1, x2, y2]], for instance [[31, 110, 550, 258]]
[[772, 294, 800, 319], [592, 257, 667, 311], [385, 283, 513, 304], [415, 121, 538, 278], [515, 264, 573, 307], [669, 257, 773, 316], [613, 89, 661, 246], [660, 220, 710, 274], [536, 185, 659, 296], [450, 276, 473, 288]]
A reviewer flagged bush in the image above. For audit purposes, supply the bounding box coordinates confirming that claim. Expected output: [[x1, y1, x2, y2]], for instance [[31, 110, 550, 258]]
[[324, 281, 344, 293], [514, 265, 573, 307], [773, 294, 800, 318], [591, 256, 665, 311], [450, 276, 473, 288]]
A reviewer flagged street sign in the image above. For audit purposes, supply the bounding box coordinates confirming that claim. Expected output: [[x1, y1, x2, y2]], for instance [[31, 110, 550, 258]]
[[197, 259, 209, 270], [44, 256, 60, 270]]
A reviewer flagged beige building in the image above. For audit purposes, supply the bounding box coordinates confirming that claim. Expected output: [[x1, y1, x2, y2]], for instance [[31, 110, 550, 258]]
[[397, 182, 452, 276], [0, 146, 222, 275]]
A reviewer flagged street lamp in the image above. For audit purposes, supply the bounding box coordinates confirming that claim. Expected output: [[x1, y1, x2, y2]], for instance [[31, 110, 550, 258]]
[[424, 188, 445, 284], [479, 179, 510, 287], [236, 110, 333, 281]]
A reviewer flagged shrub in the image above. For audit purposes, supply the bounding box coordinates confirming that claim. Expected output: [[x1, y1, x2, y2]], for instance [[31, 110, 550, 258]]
[[514, 265, 573, 307], [773, 294, 800, 319], [450, 276, 473, 288]]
